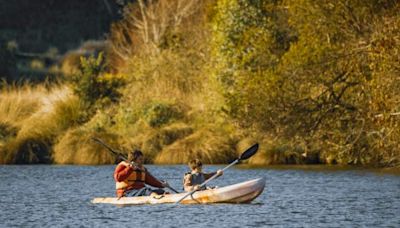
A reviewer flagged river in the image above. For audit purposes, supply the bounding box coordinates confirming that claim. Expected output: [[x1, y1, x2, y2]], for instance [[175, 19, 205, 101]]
[[0, 165, 399, 227]]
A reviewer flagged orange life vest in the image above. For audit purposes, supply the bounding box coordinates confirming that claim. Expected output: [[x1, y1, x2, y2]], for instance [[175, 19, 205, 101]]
[[115, 164, 146, 189]]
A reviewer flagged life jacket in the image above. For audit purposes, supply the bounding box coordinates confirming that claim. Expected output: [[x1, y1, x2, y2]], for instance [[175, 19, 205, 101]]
[[183, 172, 206, 190], [115, 163, 146, 190]]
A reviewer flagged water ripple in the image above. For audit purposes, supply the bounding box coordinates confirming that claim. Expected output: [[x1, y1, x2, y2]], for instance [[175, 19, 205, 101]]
[[0, 165, 399, 227]]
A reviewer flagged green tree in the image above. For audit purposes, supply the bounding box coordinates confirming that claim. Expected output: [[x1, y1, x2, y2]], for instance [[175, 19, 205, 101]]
[[276, 0, 400, 165], [71, 53, 125, 110], [211, 0, 399, 166], [211, 0, 293, 128]]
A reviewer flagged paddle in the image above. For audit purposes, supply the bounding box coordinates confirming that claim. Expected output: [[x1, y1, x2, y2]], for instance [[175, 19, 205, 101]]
[[91, 137, 126, 161], [91, 137, 180, 194], [174, 143, 259, 204]]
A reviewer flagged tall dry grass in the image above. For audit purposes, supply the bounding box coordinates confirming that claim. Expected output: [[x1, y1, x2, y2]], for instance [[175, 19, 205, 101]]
[[0, 84, 49, 163], [0, 84, 44, 124], [52, 128, 116, 165], [0, 84, 85, 164], [154, 125, 237, 164], [131, 122, 194, 163]]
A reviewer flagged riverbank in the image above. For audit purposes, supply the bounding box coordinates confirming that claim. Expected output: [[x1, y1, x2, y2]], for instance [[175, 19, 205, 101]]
[[238, 164, 400, 176]]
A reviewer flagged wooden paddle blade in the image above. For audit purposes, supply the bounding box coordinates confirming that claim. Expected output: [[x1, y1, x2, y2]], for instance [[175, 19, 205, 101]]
[[239, 143, 259, 160]]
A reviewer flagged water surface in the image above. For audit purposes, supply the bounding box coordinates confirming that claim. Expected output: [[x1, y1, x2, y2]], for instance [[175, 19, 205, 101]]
[[0, 165, 399, 227]]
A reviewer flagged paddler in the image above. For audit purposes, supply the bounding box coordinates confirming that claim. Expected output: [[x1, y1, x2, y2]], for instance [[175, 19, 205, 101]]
[[183, 159, 223, 192], [114, 149, 169, 197]]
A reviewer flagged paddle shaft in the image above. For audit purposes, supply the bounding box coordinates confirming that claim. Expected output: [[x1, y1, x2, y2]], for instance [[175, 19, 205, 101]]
[[91, 137, 180, 194], [175, 159, 239, 204], [91, 137, 126, 161], [198, 159, 239, 188]]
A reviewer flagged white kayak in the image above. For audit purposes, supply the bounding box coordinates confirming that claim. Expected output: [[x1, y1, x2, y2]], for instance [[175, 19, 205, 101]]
[[92, 177, 266, 205]]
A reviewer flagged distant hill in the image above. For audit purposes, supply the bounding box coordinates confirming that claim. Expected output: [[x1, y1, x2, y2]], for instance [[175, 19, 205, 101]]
[[0, 0, 122, 53]]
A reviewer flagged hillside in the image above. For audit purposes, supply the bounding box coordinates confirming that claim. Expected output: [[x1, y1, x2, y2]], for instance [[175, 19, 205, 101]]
[[0, 0, 121, 53]]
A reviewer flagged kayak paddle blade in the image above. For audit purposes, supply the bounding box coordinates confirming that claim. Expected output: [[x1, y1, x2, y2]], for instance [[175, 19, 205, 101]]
[[239, 143, 259, 161]]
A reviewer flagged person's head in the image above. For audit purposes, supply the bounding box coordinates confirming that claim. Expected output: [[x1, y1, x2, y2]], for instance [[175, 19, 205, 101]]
[[128, 149, 144, 165], [188, 159, 202, 172]]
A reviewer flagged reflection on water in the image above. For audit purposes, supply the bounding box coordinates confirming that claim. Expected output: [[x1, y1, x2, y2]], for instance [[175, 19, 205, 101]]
[[0, 165, 399, 227]]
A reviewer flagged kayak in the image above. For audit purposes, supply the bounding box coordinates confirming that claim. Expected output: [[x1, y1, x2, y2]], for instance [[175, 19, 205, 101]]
[[92, 177, 266, 205]]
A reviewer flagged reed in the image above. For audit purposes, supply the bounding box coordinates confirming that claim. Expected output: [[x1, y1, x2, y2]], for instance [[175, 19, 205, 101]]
[[0, 84, 86, 163], [0, 84, 43, 124], [52, 128, 116, 165], [154, 126, 237, 164]]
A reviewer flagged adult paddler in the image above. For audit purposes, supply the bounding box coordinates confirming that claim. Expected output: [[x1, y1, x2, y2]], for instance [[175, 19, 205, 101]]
[[114, 149, 169, 198]]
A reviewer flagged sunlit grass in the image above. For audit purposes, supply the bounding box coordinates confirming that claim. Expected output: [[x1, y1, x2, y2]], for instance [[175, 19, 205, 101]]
[[0, 84, 43, 124], [52, 128, 116, 165], [154, 125, 237, 164], [0, 84, 82, 163]]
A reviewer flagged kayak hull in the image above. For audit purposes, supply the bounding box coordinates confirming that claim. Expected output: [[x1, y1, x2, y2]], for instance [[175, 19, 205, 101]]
[[92, 177, 266, 205]]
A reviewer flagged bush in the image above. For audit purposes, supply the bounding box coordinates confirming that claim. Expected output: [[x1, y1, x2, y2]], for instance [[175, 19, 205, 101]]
[[143, 101, 185, 127], [70, 53, 125, 109]]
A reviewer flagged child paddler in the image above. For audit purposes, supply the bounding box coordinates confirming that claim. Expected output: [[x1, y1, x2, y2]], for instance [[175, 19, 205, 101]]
[[114, 150, 169, 197], [183, 159, 223, 192]]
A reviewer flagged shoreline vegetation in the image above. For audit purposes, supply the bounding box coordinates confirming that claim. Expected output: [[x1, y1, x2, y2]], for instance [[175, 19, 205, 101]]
[[238, 164, 400, 175], [1, 0, 399, 167]]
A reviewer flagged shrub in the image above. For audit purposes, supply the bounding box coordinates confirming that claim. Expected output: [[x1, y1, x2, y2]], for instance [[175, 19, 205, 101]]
[[70, 53, 125, 109], [143, 101, 185, 127]]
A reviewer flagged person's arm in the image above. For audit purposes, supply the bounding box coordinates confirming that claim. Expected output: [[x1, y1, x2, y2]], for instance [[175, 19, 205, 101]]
[[145, 170, 164, 188], [204, 169, 223, 180], [114, 163, 133, 182], [204, 172, 216, 180]]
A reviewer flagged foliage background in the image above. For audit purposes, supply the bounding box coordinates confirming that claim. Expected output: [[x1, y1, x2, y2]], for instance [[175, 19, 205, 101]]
[[0, 0, 399, 167]]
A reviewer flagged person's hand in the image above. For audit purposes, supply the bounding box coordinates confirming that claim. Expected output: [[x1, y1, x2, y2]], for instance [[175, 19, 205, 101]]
[[128, 160, 136, 167], [162, 181, 170, 188], [193, 185, 201, 191], [217, 169, 223, 176]]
